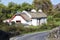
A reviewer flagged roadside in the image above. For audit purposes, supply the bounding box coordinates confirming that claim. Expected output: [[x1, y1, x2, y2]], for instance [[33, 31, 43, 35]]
[[47, 26, 60, 40], [10, 26, 60, 40], [10, 30, 50, 40]]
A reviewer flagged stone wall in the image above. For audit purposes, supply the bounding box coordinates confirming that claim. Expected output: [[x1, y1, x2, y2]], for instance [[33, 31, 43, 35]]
[[47, 26, 60, 40]]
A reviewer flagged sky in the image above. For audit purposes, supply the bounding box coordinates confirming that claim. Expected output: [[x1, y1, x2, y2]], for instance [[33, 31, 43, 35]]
[[0, 0, 60, 5]]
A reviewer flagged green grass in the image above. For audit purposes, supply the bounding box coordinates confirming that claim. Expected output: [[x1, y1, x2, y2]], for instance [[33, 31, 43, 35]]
[[55, 21, 60, 25]]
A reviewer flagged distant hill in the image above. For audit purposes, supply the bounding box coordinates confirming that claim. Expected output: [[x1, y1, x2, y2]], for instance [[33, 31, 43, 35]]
[[53, 3, 60, 9]]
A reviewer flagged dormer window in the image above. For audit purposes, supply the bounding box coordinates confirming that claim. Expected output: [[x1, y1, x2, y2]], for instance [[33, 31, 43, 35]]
[[31, 9, 36, 13], [22, 10, 27, 13], [38, 9, 43, 13]]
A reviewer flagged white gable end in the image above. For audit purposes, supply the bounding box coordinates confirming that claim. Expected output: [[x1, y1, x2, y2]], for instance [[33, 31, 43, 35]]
[[11, 16, 27, 24]]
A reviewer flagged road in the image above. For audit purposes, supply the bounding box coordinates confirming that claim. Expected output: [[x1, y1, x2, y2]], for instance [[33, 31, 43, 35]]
[[10, 31, 49, 40]]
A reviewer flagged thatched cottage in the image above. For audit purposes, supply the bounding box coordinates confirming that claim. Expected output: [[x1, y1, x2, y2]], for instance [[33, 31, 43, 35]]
[[3, 9, 47, 26]]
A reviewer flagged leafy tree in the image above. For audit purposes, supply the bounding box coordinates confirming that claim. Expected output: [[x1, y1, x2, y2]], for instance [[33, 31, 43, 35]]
[[33, 0, 53, 15], [0, 3, 7, 22], [7, 2, 21, 18], [20, 2, 33, 11], [8, 2, 21, 13], [53, 11, 60, 18]]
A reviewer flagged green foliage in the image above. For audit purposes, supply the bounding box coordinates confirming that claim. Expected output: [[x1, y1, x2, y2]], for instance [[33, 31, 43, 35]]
[[33, 0, 53, 14], [0, 2, 33, 22], [0, 20, 59, 37], [0, 0, 59, 22], [20, 2, 33, 11], [53, 11, 60, 18], [47, 16, 53, 22], [47, 15, 60, 29], [0, 0, 60, 37], [8, 2, 21, 13], [0, 23, 25, 36], [0, 23, 10, 32]]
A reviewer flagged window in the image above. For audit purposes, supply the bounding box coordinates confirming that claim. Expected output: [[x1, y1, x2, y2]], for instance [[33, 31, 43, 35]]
[[16, 20, 21, 23]]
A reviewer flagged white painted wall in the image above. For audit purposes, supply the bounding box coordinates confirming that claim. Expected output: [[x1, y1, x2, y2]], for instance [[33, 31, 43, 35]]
[[3, 19, 10, 23], [31, 19, 38, 26], [27, 18, 47, 26], [40, 18, 47, 25], [11, 16, 27, 24], [3, 17, 47, 26], [44, 18, 47, 24]]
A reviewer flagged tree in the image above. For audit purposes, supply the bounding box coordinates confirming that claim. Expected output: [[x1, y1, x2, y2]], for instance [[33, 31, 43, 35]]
[[33, 0, 53, 15], [7, 2, 21, 18], [20, 2, 33, 11], [0, 3, 7, 22], [8, 2, 21, 13]]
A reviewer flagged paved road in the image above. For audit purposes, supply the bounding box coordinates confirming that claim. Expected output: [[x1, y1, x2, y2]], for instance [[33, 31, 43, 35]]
[[10, 31, 49, 40]]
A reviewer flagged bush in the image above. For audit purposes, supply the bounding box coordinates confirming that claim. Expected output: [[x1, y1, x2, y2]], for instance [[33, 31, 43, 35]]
[[0, 23, 25, 37], [41, 24, 48, 29], [9, 23, 24, 33], [0, 26, 10, 32], [11, 21, 15, 25], [0, 20, 59, 37], [53, 12, 60, 18]]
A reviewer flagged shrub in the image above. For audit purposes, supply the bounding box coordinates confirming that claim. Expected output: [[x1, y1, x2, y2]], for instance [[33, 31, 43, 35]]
[[39, 24, 48, 30], [0, 23, 10, 32], [0, 26, 9, 32], [9, 23, 24, 33], [11, 21, 15, 25], [0, 20, 59, 37]]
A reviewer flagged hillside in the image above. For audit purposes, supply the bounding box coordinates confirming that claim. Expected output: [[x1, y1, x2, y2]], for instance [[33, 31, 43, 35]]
[[53, 3, 60, 9]]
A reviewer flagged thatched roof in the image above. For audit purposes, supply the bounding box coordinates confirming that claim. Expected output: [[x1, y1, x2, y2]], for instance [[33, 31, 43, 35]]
[[15, 11, 47, 21], [28, 12, 47, 19]]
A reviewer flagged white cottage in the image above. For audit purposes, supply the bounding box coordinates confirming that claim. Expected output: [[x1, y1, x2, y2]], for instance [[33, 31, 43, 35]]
[[3, 9, 47, 26]]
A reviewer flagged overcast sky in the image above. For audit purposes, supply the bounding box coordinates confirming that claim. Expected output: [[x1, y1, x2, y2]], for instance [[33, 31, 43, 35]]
[[0, 0, 60, 5]]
